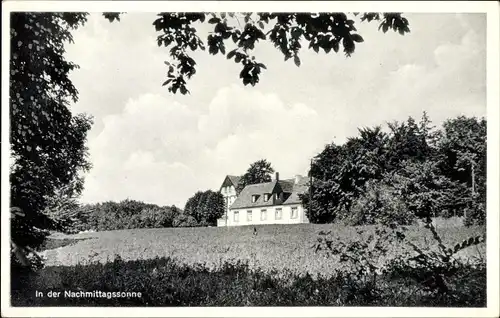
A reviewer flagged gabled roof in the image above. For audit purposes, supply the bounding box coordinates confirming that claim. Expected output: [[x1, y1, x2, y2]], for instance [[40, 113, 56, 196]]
[[228, 175, 241, 187], [282, 177, 309, 205], [230, 175, 309, 209], [278, 180, 294, 193], [220, 175, 242, 191], [230, 180, 280, 209]]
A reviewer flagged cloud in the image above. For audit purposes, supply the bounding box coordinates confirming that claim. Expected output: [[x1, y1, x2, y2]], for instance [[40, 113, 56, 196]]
[[80, 86, 333, 207], [367, 21, 486, 127]]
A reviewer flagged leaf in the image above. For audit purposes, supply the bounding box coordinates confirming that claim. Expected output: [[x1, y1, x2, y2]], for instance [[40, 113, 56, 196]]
[[258, 21, 265, 29], [208, 17, 220, 24], [351, 34, 364, 43], [208, 45, 218, 55], [162, 79, 173, 86], [227, 49, 237, 60], [333, 41, 339, 53], [231, 33, 239, 43], [293, 55, 301, 67]]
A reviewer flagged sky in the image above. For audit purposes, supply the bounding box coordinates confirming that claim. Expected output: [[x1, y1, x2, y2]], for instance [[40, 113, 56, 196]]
[[64, 13, 486, 208]]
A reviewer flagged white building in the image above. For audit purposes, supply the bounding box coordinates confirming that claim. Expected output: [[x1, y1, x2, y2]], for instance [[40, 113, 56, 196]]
[[217, 172, 309, 227]]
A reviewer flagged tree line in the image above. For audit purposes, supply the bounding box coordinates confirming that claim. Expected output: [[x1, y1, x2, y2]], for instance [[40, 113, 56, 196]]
[[300, 113, 486, 227]]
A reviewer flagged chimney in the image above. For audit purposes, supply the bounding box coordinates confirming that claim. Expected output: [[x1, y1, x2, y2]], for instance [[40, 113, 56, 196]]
[[275, 172, 279, 181]]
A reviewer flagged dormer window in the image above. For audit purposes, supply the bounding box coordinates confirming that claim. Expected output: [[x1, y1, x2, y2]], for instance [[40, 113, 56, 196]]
[[263, 193, 270, 202], [252, 195, 259, 203]]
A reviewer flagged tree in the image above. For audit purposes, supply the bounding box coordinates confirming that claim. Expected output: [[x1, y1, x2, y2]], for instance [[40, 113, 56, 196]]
[[42, 183, 93, 234], [10, 12, 92, 260], [436, 116, 487, 225], [302, 113, 468, 224], [236, 159, 275, 193], [184, 190, 225, 226], [103, 12, 410, 94], [303, 126, 389, 223], [347, 179, 413, 226], [386, 160, 469, 220], [385, 116, 432, 171]]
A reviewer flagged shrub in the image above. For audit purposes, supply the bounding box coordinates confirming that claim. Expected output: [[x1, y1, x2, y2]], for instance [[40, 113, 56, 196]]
[[346, 180, 414, 226], [172, 214, 199, 228], [70, 200, 182, 231], [464, 199, 486, 226], [313, 218, 486, 306], [11, 253, 485, 307]]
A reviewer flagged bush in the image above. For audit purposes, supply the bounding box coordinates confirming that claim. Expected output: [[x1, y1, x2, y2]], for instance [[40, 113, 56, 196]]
[[313, 219, 486, 307], [11, 254, 485, 307], [464, 200, 486, 226], [346, 180, 414, 226], [172, 214, 199, 228], [68, 200, 182, 232]]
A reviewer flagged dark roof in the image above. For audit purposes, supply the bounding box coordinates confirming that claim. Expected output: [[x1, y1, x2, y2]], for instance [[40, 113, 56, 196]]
[[220, 175, 242, 191], [283, 177, 309, 205], [230, 181, 279, 209], [279, 180, 294, 192], [230, 175, 309, 209], [228, 175, 241, 187]]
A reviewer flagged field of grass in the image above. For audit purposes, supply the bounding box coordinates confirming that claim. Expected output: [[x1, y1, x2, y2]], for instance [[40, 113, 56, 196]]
[[11, 220, 487, 307], [39, 221, 486, 277]]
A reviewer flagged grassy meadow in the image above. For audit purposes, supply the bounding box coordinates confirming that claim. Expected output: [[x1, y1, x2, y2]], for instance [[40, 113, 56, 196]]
[[12, 220, 486, 306], [38, 221, 485, 276]]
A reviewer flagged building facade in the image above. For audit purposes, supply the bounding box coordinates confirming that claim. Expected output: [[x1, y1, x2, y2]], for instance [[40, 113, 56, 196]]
[[217, 172, 309, 227], [217, 175, 240, 227]]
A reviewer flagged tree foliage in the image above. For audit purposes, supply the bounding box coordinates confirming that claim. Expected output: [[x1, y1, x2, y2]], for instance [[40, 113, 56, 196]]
[[10, 12, 92, 251], [71, 200, 182, 231], [184, 190, 225, 226], [437, 116, 487, 225], [303, 113, 486, 226], [236, 159, 275, 193], [104, 12, 410, 94]]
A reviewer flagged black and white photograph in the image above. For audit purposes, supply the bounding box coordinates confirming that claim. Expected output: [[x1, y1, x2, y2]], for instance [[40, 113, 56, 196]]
[[2, 1, 499, 317]]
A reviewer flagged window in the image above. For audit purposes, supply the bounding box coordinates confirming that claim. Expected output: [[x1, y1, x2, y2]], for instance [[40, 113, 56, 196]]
[[247, 210, 253, 221], [252, 195, 259, 203], [261, 209, 267, 221], [264, 193, 270, 202], [234, 211, 239, 222], [275, 208, 282, 220], [291, 207, 298, 219]]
